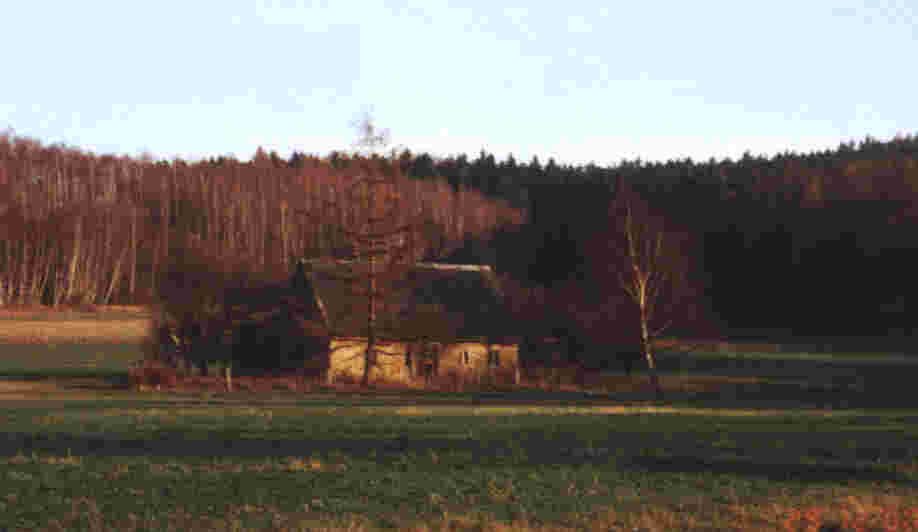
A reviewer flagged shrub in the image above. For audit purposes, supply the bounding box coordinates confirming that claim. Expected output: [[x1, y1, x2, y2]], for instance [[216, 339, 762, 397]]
[[128, 360, 178, 390]]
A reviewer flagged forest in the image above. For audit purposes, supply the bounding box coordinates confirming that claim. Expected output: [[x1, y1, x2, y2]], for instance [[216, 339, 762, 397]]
[[2, 130, 918, 353], [409, 135, 918, 350]]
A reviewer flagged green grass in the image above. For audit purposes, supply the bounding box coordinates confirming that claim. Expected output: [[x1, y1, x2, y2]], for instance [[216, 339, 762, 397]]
[[1, 400, 917, 531], [0, 342, 139, 379], [2, 334, 918, 530], [660, 347, 918, 364]]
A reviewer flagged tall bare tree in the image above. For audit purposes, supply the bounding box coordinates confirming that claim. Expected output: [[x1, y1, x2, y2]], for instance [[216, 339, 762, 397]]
[[297, 111, 427, 386], [611, 182, 695, 400]]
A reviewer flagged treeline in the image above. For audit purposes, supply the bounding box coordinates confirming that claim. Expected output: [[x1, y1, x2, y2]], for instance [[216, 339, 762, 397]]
[[418, 134, 918, 343], [374, 134, 918, 199], [5, 126, 918, 342], [0, 134, 523, 307]]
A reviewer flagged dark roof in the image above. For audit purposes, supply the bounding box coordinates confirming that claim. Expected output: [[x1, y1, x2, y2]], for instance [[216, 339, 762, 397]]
[[303, 260, 511, 342], [221, 269, 328, 330]]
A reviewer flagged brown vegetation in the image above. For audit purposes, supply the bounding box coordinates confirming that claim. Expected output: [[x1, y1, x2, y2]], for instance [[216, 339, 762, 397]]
[[146, 252, 332, 383], [0, 319, 148, 344], [0, 131, 523, 309], [127, 359, 178, 391]]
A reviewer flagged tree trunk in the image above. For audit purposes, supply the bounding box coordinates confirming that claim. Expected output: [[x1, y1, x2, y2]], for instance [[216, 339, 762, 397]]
[[52, 244, 65, 307], [224, 364, 232, 392], [18, 241, 30, 305], [129, 205, 137, 300], [104, 247, 127, 305], [640, 309, 664, 400], [362, 257, 376, 387]]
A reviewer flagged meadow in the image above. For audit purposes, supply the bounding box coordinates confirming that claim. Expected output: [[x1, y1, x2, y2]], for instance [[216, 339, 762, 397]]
[[1, 311, 917, 531]]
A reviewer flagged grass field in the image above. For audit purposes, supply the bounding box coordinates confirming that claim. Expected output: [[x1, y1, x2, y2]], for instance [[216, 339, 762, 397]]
[[1, 312, 917, 531]]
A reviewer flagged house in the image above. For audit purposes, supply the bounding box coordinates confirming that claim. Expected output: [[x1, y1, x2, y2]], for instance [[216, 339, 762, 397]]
[[217, 259, 520, 385], [302, 259, 520, 385]]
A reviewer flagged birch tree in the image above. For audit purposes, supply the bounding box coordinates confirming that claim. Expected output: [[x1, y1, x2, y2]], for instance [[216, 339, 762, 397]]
[[613, 184, 694, 400]]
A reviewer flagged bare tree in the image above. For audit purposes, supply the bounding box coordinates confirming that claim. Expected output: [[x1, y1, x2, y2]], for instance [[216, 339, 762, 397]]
[[297, 111, 427, 387], [612, 183, 694, 400], [0, 131, 521, 310]]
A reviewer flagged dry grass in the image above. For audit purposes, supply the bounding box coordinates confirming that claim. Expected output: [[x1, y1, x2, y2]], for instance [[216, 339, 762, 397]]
[[16, 492, 918, 532], [0, 319, 148, 344], [0, 304, 149, 318], [0, 304, 149, 344], [0, 379, 62, 400], [3, 383, 917, 531], [767, 492, 918, 532]]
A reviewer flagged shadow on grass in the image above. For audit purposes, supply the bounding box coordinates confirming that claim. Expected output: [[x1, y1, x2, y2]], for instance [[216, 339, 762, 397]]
[[680, 379, 918, 409], [0, 431, 497, 462], [0, 373, 129, 389], [5, 372, 918, 410], [1, 430, 914, 488], [631, 453, 916, 486]]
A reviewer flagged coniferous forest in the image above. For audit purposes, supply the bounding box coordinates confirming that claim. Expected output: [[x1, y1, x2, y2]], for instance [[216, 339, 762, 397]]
[[3, 130, 918, 351], [418, 135, 918, 349]]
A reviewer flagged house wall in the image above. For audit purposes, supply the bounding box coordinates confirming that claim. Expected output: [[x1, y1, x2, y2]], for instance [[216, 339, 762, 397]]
[[327, 337, 519, 384], [328, 338, 411, 383], [439, 343, 519, 382]]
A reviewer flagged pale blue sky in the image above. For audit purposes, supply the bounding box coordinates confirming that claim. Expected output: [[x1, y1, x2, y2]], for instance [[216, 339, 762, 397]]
[[2, 1, 916, 166]]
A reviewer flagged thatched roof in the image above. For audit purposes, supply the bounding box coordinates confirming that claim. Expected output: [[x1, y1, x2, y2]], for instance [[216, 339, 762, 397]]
[[302, 259, 512, 343], [220, 266, 328, 333]]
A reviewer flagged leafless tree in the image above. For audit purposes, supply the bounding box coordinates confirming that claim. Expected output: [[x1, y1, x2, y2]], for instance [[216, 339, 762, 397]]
[[0, 127, 522, 310], [297, 111, 428, 386], [612, 182, 694, 400]]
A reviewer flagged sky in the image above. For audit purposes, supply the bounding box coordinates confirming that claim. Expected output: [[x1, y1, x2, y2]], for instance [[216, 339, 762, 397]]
[[2, 1, 917, 166]]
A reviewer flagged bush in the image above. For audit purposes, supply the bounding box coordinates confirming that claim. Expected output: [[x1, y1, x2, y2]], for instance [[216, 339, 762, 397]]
[[230, 313, 329, 376], [128, 360, 178, 390]]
